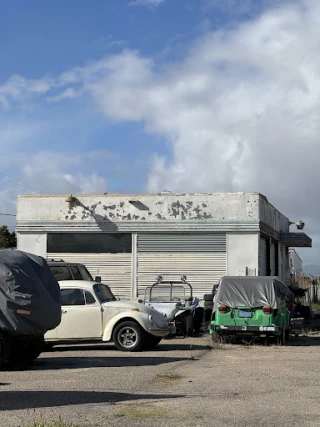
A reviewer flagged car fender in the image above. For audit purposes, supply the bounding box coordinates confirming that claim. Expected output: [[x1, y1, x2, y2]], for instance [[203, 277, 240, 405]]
[[102, 310, 151, 342]]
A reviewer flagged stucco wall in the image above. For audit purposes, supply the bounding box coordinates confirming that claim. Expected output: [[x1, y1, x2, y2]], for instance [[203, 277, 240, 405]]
[[17, 233, 47, 258], [17, 192, 262, 223], [227, 233, 259, 276]]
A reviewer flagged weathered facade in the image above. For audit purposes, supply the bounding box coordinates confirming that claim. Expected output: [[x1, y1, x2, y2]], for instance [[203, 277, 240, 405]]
[[16, 192, 311, 299]]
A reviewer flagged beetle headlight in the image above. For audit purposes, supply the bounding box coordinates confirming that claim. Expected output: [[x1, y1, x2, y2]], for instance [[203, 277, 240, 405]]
[[148, 315, 153, 322]]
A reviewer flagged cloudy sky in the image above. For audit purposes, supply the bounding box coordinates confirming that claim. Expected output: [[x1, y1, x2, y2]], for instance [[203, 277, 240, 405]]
[[0, 0, 318, 268]]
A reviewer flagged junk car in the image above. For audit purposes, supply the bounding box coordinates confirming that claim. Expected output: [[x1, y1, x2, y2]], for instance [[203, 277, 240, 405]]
[[210, 276, 293, 344], [143, 276, 204, 336]]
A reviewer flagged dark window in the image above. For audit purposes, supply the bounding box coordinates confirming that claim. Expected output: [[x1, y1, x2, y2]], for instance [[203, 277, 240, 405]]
[[61, 288, 85, 306], [71, 266, 82, 280], [50, 266, 73, 281], [47, 233, 132, 253], [85, 290, 97, 305], [78, 266, 93, 281], [93, 284, 116, 303]]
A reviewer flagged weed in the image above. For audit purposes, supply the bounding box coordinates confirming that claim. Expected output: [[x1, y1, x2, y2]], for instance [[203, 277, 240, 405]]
[[154, 372, 183, 382]]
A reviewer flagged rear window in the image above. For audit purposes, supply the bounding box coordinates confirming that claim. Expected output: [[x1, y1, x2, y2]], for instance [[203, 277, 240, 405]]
[[50, 266, 73, 281]]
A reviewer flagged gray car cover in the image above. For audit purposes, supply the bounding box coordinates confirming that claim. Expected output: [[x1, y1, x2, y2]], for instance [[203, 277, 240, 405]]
[[213, 276, 293, 312], [0, 250, 61, 335]]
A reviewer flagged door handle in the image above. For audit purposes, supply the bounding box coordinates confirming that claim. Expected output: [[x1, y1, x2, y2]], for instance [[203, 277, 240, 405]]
[[61, 309, 67, 314]]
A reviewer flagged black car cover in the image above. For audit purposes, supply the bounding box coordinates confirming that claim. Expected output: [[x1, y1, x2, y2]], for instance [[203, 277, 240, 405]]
[[0, 250, 61, 335]]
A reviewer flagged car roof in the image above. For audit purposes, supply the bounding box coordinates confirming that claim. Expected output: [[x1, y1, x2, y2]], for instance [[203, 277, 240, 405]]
[[47, 261, 86, 267], [58, 280, 111, 289]]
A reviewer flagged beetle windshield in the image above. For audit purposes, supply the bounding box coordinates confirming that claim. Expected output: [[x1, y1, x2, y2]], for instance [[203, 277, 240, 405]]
[[93, 284, 116, 303]]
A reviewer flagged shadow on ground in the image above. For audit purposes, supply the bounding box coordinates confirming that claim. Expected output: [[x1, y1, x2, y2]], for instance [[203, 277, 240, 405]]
[[4, 355, 192, 372], [0, 390, 184, 411], [47, 341, 210, 353]]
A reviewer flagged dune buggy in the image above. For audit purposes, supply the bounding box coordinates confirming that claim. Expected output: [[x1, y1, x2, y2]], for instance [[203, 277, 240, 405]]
[[143, 276, 204, 336]]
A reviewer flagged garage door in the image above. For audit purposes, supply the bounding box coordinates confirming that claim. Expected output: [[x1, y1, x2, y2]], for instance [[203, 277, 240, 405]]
[[47, 252, 132, 300], [259, 237, 268, 276], [137, 233, 226, 298]]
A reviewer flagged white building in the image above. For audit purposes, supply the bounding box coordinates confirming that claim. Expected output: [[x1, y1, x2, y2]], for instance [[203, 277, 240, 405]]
[[16, 192, 311, 299]]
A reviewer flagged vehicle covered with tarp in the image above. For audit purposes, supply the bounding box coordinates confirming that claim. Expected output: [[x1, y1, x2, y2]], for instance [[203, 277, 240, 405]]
[[210, 276, 293, 344], [0, 249, 61, 367]]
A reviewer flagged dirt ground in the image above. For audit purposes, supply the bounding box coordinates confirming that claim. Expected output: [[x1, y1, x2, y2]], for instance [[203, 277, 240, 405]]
[[1, 321, 320, 427]]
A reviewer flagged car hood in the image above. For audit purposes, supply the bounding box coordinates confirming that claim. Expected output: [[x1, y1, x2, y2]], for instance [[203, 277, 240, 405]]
[[102, 300, 168, 325]]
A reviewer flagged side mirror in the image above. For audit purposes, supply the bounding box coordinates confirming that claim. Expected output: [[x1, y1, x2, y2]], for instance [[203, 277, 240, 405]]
[[95, 276, 102, 283]]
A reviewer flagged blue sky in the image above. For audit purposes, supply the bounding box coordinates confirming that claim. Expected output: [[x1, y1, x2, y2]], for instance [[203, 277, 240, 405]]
[[1, 0, 319, 266]]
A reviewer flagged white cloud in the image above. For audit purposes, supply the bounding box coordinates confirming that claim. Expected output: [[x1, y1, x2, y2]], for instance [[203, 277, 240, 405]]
[[0, 0, 319, 264], [129, 0, 166, 7]]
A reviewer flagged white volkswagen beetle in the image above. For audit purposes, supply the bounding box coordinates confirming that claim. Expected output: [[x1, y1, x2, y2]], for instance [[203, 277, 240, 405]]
[[45, 280, 170, 351]]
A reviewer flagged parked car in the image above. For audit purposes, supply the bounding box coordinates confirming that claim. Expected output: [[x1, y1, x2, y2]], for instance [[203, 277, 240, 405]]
[[210, 276, 293, 344], [45, 279, 170, 351], [47, 259, 101, 282], [0, 250, 61, 368], [143, 276, 204, 336]]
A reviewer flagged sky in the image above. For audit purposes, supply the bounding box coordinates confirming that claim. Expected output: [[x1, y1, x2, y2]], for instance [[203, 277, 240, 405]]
[[0, 0, 319, 269]]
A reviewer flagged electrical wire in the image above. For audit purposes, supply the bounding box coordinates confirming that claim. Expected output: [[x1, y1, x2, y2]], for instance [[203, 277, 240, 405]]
[[1, 174, 43, 194]]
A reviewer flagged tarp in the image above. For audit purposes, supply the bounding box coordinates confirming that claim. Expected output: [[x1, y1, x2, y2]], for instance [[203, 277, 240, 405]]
[[213, 276, 293, 312], [0, 250, 61, 335]]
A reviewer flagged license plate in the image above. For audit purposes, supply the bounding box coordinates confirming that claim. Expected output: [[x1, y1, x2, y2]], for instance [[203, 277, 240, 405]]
[[238, 310, 252, 318]]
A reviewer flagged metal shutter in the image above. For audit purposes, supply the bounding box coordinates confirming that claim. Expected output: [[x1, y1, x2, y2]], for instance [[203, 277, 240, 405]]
[[137, 233, 226, 252], [137, 233, 226, 298], [259, 237, 267, 276], [270, 242, 277, 276], [47, 252, 132, 300]]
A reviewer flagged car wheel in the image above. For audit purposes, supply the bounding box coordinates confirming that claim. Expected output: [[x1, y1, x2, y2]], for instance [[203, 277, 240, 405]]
[[112, 321, 145, 352], [8, 337, 44, 364], [211, 333, 224, 343], [285, 328, 290, 342], [0, 333, 9, 369], [276, 327, 286, 346], [143, 334, 162, 350]]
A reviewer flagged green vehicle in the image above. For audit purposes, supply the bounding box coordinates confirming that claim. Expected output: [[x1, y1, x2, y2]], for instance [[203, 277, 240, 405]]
[[210, 276, 293, 344]]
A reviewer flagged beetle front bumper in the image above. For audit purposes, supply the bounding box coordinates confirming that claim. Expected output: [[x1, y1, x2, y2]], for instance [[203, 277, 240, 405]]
[[148, 327, 171, 337]]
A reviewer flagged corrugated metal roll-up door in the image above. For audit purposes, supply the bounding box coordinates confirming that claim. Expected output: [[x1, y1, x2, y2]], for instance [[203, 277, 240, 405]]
[[259, 237, 268, 276], [270, 242, 276, 276], [137, 233, 227, 298], [47, 253, 132, 300]]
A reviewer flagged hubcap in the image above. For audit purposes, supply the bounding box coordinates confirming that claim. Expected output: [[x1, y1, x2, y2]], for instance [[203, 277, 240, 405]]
[[117, 326, 138, 349]]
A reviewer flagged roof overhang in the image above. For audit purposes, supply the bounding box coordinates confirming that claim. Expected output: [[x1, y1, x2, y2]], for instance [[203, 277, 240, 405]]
[[280, 232, 312, 247]]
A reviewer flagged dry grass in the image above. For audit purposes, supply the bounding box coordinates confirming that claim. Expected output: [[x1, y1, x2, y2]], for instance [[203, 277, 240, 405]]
[[154, 372, 183, 383], [19, 421, 78, 427], [114, 405, 167, 419]]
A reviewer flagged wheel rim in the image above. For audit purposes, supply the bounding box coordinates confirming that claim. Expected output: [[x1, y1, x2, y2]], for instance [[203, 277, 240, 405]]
[[117, 326, 138, 349]]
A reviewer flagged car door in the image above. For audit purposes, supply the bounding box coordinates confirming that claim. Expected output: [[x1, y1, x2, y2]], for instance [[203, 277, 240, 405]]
[[57, 288, 103, 340]]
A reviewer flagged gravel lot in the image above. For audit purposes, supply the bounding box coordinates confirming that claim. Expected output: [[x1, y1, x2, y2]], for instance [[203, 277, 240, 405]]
[[1, 331, 320, 427]]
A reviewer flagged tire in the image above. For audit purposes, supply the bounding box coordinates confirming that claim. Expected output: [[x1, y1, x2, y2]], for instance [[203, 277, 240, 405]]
[[194, 308, 204, 333], [0, 333, 9, 369], [186, 314, 194, 336], [8, 336, 44, 364], [204, 294, 214, 302], [112, 321, 145, 352], [276, 327, 286, 346], [285, 328, 290, 342], [143, 334, 162, 350], [212, 333, 224, 343]]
